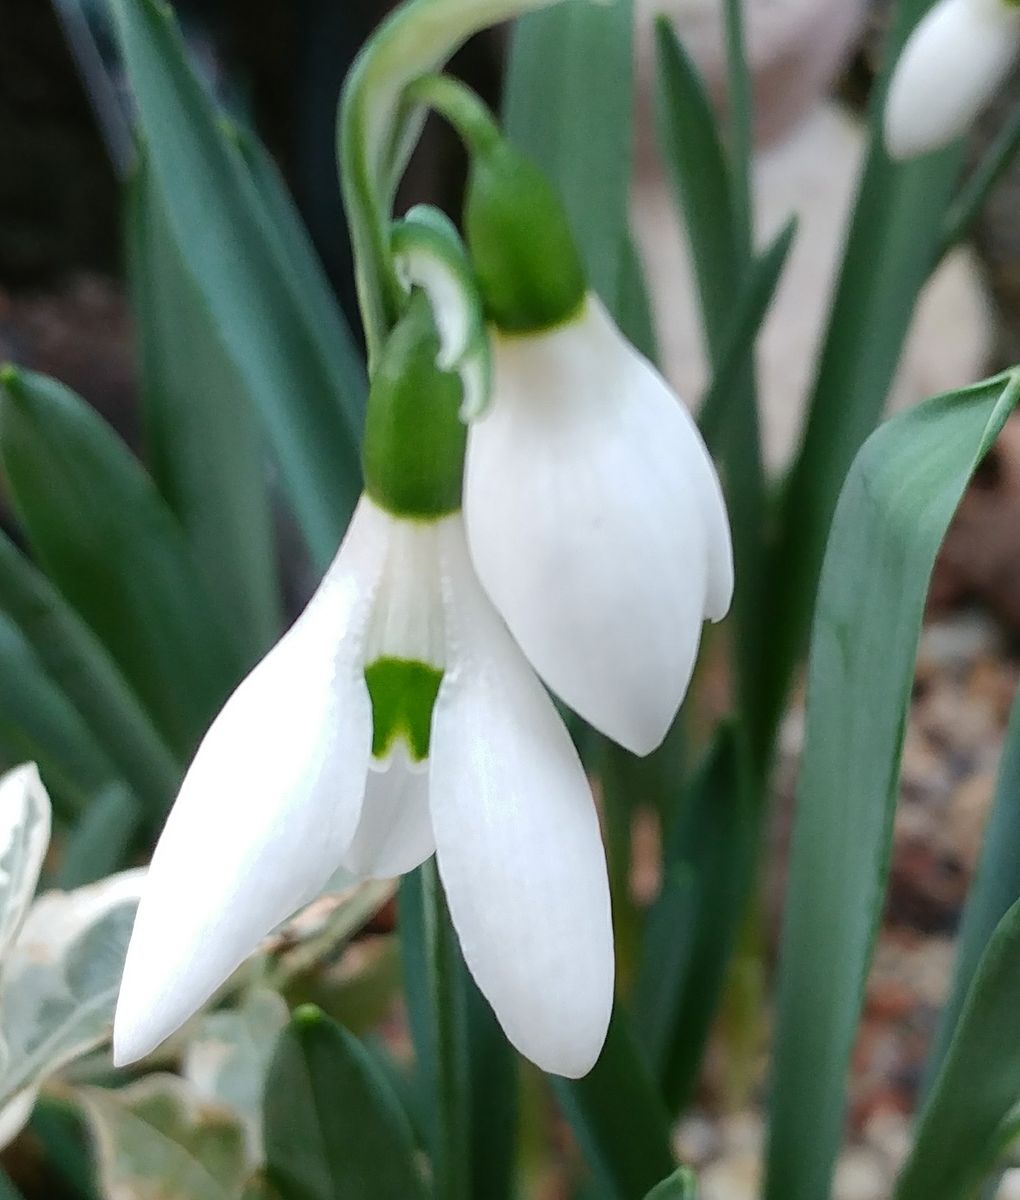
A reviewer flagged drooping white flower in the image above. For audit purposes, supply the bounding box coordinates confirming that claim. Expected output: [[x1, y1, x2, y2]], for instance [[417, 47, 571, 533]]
[[465, 294, 734, 757], [114, 495, 613, 1079], [884, 0, 1020, 160]]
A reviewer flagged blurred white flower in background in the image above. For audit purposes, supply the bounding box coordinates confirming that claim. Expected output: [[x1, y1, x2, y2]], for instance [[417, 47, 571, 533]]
[[885, 0, 1020, 160]]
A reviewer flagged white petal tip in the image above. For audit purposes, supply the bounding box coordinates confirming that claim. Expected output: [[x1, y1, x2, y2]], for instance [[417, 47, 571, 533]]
[[111, 1019, 157, 1069]]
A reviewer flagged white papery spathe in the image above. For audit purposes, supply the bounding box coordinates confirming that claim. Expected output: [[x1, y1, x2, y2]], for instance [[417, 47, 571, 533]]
[[464, 294, 733, 758], [114, 496, 613, 1080], [884, 0, 1020, 160]]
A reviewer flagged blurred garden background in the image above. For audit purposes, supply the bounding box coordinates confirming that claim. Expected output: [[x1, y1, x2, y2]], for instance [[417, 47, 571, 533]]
[[2, 1, 1020, 1195]]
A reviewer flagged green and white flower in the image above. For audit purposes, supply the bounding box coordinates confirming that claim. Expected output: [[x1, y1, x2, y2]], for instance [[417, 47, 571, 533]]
[[466, 293, 733, 756], [884, 0, 1020, 160], [114, 300, 614, 1080]]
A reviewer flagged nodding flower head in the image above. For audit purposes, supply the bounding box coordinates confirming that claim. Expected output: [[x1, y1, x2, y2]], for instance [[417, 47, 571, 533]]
[[114, 298, 614, 1080], [884, 0, 1020, 160]]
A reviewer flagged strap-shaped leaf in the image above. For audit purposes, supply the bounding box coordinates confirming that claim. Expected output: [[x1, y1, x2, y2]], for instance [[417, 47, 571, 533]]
[[652, 18, 739, 364], [0, 528, 179, 817], [764, 370, 1020, 1200], [127, 152, 281, 665], [0, 367, 243, 756], [106, 0, 362, 567], [264, 1008, 428, 1200], [893, 897, 1020, 1200], [634, 725, 752, 1111]]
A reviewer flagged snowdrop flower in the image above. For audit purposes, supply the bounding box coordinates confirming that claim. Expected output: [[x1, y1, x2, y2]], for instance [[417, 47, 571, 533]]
[[413, 75, 734, 756], [884, 0, 1020, 160], [114, 297, 613, 1079]]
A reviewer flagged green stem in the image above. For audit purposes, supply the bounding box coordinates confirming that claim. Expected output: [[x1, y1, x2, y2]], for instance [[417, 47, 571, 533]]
[[405, 73, 502, 155]]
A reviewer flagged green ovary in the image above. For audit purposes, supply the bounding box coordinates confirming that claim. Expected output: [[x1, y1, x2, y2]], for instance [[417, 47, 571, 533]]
[[364, 657, 444, 762]]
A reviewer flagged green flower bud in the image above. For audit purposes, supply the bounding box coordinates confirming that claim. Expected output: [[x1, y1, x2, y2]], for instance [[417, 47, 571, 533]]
[[465, 141, 587, 334], [361, 291, 466, 519], [406, 73, 587, 335]]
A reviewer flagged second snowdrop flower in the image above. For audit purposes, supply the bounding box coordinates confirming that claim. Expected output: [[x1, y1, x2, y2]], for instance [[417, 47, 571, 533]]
[[885, 0, 1020, 159], [412, 75, 734, 756], [114, 294, 613, 1081]]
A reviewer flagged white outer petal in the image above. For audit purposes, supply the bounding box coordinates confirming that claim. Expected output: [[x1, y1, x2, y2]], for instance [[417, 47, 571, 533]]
[[114, 497, 393, 1066], [429, 519, 613, 1078], [884, 0, 1020, 159], [465, 295, 733, 757], [341, 744, 435, 879]]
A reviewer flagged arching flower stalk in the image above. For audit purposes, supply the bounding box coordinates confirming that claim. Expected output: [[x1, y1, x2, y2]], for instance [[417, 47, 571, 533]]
[[884, 0, 1020, 160]]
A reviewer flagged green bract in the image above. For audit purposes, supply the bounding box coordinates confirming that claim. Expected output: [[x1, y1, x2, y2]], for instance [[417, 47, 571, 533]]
[[360, 293, 466, 519]]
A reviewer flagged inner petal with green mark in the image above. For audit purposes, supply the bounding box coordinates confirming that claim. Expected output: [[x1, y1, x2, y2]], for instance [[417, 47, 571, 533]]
[[365, 657, 444, 762]]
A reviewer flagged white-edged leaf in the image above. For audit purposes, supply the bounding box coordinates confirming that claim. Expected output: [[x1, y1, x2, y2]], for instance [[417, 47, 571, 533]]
[[78, 1074, 248, 1200], [0, 764, 51, 964], [182, 987, 288, 1166], [0, 869, 145, 1106], [0, 1087, 37, 1151]]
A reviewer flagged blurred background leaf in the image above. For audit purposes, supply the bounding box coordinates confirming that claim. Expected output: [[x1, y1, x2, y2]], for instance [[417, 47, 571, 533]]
[[766, 371, 1020, 1200], [263, 1008, 428, 1200]]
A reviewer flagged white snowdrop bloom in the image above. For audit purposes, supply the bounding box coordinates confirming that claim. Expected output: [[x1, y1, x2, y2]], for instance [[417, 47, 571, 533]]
[[115, 299, 613, 1080], [465, 293, 734, 757], [412, 82, 734, 757], [884, 0, 1020, 160]]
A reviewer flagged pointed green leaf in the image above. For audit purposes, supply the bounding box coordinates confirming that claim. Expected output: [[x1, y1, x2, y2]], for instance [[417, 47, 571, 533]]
[[894, 897, 1020, 1200], [645, 1167, 699, 1200], [699, 219, 797, 451], [0, 367, 243, 755], [264, 1008, 428, 1200], [764, 371, 1020, 1200], [634, 725, 753, 1110], [127, 152, 281, 663], [653, 16, 767, 731], [106, 0, 362, 567], [0, 527, 179, 816], [552, 1008, 675, 1200], [652, 17, 739, 363]]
